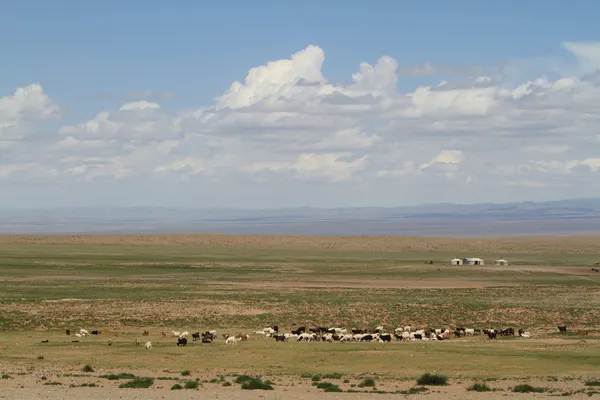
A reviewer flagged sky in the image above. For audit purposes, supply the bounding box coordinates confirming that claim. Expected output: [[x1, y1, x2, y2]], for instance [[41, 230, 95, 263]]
[[1, 0, 600, 209]]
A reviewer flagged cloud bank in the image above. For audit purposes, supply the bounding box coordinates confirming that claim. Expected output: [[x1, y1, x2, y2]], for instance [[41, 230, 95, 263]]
[[2, 42, 600, 207]]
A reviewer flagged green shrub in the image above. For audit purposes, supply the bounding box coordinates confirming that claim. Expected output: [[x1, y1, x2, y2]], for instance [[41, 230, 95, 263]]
[[513, 384, 545, 393], [209, 378, 219, 383], [468, 383, 492, 392], [222, 381, 232, 387], [322, 372, 343, 379], [43, 382, 62, 385], [238, 376, 274, 390], [171, 383, 183, 390], [417, 373, 448, 386], [585, 380, 600, 387], [311, 374, 321, 382], [119, 377, 154, 388], [184, 380, 199, 389], [181, 370, 190, 376], [398, 386, 429, 395], [358, 377, 376, 387], [234, 375, 253, 384], [100, 373, 136, 380], [82, 364, 94, 373], [1, 374, 10, 379], [315, 382, 343, 392]]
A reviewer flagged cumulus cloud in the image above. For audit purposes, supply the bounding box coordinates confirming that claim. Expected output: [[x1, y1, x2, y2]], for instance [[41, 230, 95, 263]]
[[0, 84, 61, 140], [2, 41, 600, 206]]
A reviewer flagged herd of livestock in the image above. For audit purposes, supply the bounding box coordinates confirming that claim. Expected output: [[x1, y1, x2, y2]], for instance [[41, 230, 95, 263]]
[[59, 324, 570, 348]]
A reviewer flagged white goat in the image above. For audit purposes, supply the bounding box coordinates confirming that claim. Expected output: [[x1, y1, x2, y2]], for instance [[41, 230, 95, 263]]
[[145, 341, 152, 350]]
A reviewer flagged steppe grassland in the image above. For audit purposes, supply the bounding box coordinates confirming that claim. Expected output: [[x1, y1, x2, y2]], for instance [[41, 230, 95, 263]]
[[1, 234, 600, 384]]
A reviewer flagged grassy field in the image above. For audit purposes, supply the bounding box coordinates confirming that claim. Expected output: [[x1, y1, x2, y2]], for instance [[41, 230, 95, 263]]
[[1, 234, 600, 393]]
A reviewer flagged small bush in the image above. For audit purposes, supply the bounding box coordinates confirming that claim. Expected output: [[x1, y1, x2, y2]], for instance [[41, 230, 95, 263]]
[[343, 379, 350, 383], [37, 356, 44, 360], [311, 374, 321, 382], [468, 383, 492, 392], [358, 377, 376, 387], [300, 373, 312, 378], [513, 384, 545, 393], [209, 378, 219, 383], [119, 377, 154, 388], [100, 373, 136, 380], [222, 381, 232, 387], [238, 376, 274, 390], [322, 372, 343, 379], [181, 370, 190, 376], [69, 383, 97, 388], [398, 386, 429, 395], [417, 373, 448, 386], [184, 380, 199, 389], [43, 381, 62, 385], [585, 380, 600, 387], [82, 364, 94, 373], [315, 382, 343, 392], [41, 376, 47, 381], [1, 374, 10, 379], [171, 383, 183, 390], [234, 375, 253, 384]]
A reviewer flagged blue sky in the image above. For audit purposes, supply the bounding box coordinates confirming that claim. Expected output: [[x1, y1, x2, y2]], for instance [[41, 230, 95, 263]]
[[2, 0, 595, 118], [1, 1, 600, 208]]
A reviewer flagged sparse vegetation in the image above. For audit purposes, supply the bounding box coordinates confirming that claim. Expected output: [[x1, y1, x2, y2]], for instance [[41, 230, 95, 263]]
[[417, 373, 448, 386], [119, 377, 154, 389], [358, 377, 376, 388], [0, 234, 599, 396], [513, 384, 546, 393], [100, 373, 136, 380], [398, 386, 429, 395], [184, 380, 199, 389], [82, 364, 94, 373], [1, 374, 10, 379], [585, 380, 600, 387], [315, 382, 343, 392], [170, 383, 183, 390], [468, 383, 492, 392], [235, 375, 274, 390], [222, 381, 232, 387], [70, 383, 97, 387], [43, 381, 62, 385]]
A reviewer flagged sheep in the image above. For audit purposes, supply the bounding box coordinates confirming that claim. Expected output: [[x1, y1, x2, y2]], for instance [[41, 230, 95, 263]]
[[172, 331, 181, 337], [179, 331, 189, 339], [142, 330, 149, 336], [225, 336, 239, 345], [108, 339, 113, 346], [75, 333, 82, 338], [145, 341, 152, 350], [464, 328, 475, 336], [162, 331, 167, 338], [135, 337, 140, 346], [79, 329, 89, 336]]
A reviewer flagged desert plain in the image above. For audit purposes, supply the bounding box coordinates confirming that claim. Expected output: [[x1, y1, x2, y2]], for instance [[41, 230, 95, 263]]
[[1, 234, 600, 399]]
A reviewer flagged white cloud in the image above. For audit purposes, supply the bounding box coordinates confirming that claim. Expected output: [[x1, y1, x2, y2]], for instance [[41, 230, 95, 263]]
[[2, 41, 600, 207], [420, 150, 465, 170], [0, 84, 61, 140]]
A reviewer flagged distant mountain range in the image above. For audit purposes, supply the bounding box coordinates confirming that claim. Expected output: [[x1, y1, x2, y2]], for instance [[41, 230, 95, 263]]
[[2, 198, 600, 237]]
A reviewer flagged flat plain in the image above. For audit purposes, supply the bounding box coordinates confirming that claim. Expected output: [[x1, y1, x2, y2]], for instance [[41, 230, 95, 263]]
[[1, 234, 600, 399]]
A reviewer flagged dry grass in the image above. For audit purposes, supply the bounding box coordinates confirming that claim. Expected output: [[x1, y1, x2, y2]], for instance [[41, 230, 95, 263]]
[[2, 233, 600, 254]]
